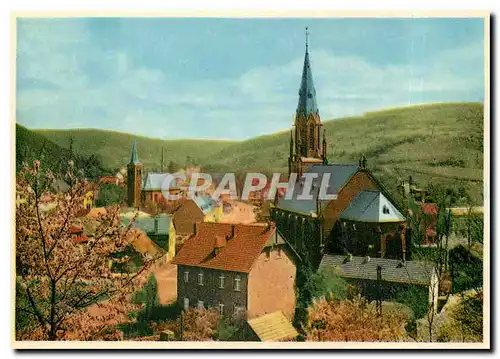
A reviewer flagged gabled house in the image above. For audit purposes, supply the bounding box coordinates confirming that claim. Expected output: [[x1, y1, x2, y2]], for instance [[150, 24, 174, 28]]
[[171, 222, 297, 320], [121, 213, 176, 261], [319, 254, 439, 312], [172, 195, 222, 237]]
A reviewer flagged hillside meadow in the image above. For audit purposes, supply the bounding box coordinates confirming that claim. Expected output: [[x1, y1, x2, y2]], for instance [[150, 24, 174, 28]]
[[28, 102, 484, 203]]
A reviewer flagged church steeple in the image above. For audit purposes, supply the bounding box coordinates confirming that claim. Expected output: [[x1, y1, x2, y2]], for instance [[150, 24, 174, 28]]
[[127, 140, 143, 208], [289, 27, 327, 178], [297, 27, 318, 119], [129, 140, 140, 165]]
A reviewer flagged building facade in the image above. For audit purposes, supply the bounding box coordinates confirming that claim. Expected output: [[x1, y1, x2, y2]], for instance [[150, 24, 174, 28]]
[[172, 222, 297, 320]]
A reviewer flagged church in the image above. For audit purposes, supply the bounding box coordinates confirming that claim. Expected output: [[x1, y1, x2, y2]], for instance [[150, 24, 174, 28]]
[[271, 31, 408, 268]]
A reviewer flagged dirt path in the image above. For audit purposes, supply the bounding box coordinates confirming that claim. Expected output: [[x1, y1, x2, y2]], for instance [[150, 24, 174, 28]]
[[152, 262, 178, 305]]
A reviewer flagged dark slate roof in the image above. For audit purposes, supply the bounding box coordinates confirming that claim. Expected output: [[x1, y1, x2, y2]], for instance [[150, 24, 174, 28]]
[[339, 190, 405, 223], [121, 214, 171, 235], [319, 254, 435, 286], [297, 47, 318, 117], [129, 140, 140, 165], [277, 164, 360, 215]]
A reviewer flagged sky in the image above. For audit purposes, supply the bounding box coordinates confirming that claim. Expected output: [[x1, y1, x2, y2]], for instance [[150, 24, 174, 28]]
[[16, 17, 485, 140]]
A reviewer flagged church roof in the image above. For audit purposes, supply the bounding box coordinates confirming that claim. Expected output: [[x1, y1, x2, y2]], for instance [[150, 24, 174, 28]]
[[142, 173, 184, 191], [339, 190, 405, 223], [129, 140, 140, 165], [277, 164, 360, 215], [297, 45, 318, 117]]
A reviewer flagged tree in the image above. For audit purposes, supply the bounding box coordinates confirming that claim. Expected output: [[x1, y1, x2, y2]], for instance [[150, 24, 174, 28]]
[[305, 296, 410, 342], [167, 161, 178, 174], [179, 308, 220, 341], [133, 273, 160, 322], [452, 289, 483, 342], [95, 183, 125, 207], [15, 160, 158, 340], [308, 267, 349, 302]]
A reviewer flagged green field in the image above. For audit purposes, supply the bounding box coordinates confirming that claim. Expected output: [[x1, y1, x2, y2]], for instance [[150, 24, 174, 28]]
[[24, 102, 484, 203]]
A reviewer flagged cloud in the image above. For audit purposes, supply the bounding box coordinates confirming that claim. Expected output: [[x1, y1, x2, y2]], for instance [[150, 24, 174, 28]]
[[16, 19, 484, 141]]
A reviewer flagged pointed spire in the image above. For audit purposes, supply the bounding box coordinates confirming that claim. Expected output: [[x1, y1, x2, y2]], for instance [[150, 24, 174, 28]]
[[297, 27, 318, 118], [129, 140, 140, 165]]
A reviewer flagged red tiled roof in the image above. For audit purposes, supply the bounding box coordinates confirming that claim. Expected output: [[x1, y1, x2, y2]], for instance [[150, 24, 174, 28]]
[[171, 222, 275, 273], [73, 235, 89, 244], [69, 225, 83, 234], [421, 203, 438, 215], [99, 176, 118, 184]]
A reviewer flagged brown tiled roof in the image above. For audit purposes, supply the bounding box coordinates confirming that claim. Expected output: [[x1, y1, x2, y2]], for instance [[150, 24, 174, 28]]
[[172, 199, 204, 236], [171, 222, 275, 273]]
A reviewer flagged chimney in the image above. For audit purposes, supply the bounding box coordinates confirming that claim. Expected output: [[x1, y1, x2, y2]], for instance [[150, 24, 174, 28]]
[[214, 235, 227, 257]]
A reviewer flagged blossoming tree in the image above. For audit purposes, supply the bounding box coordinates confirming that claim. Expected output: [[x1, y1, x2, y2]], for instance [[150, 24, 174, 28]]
[[15, 160, 158, 340]]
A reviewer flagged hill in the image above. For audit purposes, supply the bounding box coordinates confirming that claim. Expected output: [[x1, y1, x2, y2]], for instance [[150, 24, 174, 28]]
[[30, 102, 484, 203], [16, 124, 110, 181], [207, 102, 484, 203], [34, 128, 235, 172]]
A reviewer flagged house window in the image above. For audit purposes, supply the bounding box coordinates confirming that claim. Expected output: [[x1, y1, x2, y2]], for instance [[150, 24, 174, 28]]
[[234, 276, 241, 292], [219, 274, 225, 289], [184, 270, 189, 283], [233, 303, 245, 318], [183, 297, 189, 310], [197, 300, 204, 309], [383, 205, 390, 214], [218, 302, 224, 316], [198, 272, 204, 286]]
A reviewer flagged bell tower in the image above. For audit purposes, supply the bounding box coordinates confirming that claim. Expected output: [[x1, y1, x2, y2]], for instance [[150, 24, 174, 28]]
[[289, 27, 327, 177], [127, 140, 143, 208]]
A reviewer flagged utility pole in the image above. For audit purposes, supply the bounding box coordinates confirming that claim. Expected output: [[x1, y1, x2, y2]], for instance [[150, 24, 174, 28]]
[[376, 265, 382, 317]]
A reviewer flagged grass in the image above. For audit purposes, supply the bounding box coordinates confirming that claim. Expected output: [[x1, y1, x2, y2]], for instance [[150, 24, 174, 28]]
[[23, 102, 484, 203]]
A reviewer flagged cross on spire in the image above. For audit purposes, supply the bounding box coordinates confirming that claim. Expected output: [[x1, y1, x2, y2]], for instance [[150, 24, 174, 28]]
[[305, 26, 310, 51]]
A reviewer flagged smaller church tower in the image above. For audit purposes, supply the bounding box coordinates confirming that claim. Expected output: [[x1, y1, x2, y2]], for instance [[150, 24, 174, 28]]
[[127, 140, 143, 208]]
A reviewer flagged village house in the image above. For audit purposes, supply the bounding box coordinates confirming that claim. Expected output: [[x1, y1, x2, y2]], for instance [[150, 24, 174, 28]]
[[172, 195, 222, 237], [120, 213, 176, 261], [319, 254, 439, 312], [171, 222, 297, 320]]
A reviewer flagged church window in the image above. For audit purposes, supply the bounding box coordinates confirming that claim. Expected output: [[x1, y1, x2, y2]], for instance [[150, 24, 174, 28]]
[[309, 125, 315, 150]]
